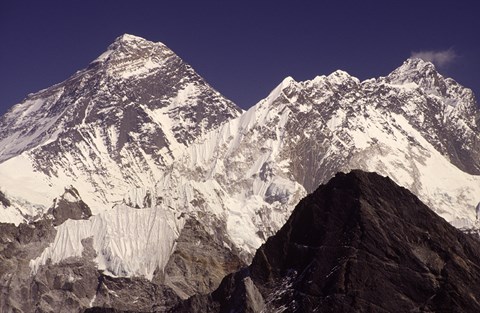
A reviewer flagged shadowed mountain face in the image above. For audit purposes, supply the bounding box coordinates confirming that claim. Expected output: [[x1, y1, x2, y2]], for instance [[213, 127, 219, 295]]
[[173, 170, 480, 313]]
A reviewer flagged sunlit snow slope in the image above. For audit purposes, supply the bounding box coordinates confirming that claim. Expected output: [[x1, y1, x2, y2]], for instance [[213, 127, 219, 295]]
[[1, 34, 479, 282], [150, 60, 480, 258]]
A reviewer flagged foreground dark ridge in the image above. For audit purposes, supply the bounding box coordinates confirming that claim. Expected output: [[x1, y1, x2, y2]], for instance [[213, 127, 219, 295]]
[[171, 170, 480, 313]]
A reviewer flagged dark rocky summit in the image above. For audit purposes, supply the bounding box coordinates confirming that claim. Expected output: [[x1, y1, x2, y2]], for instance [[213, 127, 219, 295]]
[[173, 170, 480, 312]]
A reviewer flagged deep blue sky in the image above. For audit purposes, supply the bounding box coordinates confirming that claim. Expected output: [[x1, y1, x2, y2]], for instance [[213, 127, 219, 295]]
[[1, 1, 479, 114]]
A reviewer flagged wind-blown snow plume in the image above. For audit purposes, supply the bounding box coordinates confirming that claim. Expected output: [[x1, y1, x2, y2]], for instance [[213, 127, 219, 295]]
[[411, 49, 457, 68]]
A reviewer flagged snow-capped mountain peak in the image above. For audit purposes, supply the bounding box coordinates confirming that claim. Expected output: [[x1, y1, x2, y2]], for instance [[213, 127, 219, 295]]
[[93, 33, 167, 60], [387, 57, 438, 81], [263, 76, 298, 104], [385, 58, 450, 94], [396, 57, 435, 71], [0, 34, 241, 223], [326, 69, 359, 85], [115, 33, 148, 43], [280, 75, 296, 86], [107, 33, 159, 52], [385, 57, 476, 107], [91, 34, 175, 81]]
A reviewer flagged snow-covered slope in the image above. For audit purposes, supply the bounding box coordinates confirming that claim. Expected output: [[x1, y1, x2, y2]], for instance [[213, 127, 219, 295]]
[[0, 34, 241, 224], [30, 203, 181, 280], [34, 58, 479, 281], [150, 60, 479, 255], [1, 35, 479, 295]]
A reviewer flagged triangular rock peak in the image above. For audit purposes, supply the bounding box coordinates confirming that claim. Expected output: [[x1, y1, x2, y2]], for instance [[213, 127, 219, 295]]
[[174, 170, 480, 312]]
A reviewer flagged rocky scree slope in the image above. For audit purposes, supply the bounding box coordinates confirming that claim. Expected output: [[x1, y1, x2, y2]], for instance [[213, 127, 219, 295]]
[[173, 170, 480, 313]]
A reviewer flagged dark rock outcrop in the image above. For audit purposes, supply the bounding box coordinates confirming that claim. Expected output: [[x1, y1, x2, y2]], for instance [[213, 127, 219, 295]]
[[88, 274, 180, 312], [0, 219, 57, 312], [163, 216, 245, 299], [0, 190, 10, 207], [174, 170, 480, 312], [47, 187, 92, 226]]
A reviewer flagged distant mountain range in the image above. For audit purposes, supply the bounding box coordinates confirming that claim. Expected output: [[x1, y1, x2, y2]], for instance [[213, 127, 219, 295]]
[[0, 34, 479, 312]]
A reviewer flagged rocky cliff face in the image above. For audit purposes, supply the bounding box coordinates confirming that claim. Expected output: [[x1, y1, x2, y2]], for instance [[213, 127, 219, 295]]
[[0, 220, 57, 312], [174, 170, 480, 313]]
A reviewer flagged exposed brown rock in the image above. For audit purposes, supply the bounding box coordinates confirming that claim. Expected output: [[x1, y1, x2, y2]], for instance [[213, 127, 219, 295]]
[[163, 216, 245, 299], [174, 170, 480, 312], [47, 187, 92, 226]]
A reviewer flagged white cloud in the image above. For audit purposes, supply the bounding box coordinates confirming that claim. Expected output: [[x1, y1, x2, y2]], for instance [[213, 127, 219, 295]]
[[410, 49, 457, 68]]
